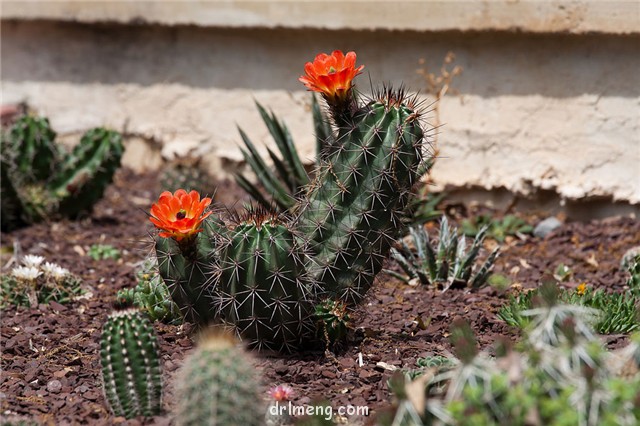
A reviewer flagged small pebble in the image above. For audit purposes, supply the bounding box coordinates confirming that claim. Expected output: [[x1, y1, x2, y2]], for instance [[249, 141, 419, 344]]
[[533, 216, 562, 238], [47, 380, 62, 393]]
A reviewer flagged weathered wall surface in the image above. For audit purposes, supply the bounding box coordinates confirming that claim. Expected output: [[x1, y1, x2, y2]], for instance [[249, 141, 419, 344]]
[[2, 1, 639, 206]]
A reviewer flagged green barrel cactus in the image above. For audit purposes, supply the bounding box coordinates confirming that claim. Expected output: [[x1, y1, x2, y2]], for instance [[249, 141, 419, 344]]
[[175, 333, 263, 426], [1, 115, 124, 231], [100, 309, 163, 419], [209, 209, 318, 352]]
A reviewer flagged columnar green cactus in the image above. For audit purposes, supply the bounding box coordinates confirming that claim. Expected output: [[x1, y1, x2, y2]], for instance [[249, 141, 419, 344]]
[[1, 115, 124, 231], [100, 309, 163, 419], [175, 333, 263, 426], [209, 209, 318, 352], [298, 89, 426, 305]]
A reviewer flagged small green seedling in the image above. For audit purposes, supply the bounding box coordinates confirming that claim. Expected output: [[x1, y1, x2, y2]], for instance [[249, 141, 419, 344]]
[[88, 244, 120, 261]]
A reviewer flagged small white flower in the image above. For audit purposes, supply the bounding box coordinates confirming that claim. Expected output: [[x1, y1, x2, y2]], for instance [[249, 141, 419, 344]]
[[22, 255, 45, 268], [11, 265, 42, 281], [51, 266, 70, 280], [41, 262, 61, 274], [42, 262, 69, 279]]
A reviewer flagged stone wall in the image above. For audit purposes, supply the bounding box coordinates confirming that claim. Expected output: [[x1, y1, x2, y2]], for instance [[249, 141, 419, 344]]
[[2, 1, 639, 210]]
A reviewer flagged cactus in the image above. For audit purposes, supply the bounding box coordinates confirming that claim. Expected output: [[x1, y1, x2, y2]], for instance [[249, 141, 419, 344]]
[[0, 115, 124, 231], [151, 51, 432, 350], [100, 309, 163, 419], [297, 88, 428, 305], [115, 257, 182, 323], [208, 209, 318, 352], [389, 216, 499, 290], [0, 255, 84, 308], [174, 333, 263, 426]]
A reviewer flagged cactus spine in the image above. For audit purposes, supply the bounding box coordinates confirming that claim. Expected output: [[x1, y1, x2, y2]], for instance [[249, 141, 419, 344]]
[[100, 309, 163, 418], [175, 333, 263, 426], [1, 115, 124, 231]]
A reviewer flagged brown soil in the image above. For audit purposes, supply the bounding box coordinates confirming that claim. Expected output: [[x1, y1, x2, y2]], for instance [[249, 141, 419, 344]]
[[1, 169, 638, 425]]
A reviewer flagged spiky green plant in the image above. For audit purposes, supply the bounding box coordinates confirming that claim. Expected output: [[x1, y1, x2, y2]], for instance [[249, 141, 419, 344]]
[[389, 216, 499, 290], [297, 87, 429, 305], [115, 257, 182, 324], [235, 97, 330, 212], [383, 298, 640, 426], [498, 281, 640, 334], [1, 115, 123, 231], [0, 255, 83, 308], [314, 298, 350, 347], [100, 309, 163, 419], [174, 333, 263, 426], [153, 51, 432, 350], [208, 209, 318, 352]]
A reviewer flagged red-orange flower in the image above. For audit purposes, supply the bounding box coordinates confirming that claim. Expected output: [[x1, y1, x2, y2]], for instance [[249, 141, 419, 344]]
[[149, 189, 212, 241], [299, 50, 364, 104]]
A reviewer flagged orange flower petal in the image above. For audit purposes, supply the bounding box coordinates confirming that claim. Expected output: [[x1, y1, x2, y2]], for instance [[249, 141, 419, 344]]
[[150, 189, 212, 240], [299, 50, 363, 104]]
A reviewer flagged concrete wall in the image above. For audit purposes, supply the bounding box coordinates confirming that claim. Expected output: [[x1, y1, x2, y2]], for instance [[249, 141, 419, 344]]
[[2, 1, 639, 209]]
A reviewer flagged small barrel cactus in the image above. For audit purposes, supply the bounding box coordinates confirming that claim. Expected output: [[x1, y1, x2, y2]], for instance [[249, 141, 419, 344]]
[[209, 208, 318, 352], [100, 309, 163, 419], [175, 333, 263, 426]]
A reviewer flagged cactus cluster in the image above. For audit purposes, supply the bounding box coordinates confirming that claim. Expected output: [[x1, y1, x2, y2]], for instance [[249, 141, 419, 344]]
[[150, 50, 432, 351], [115, 256, 182, 324], [1, 115, 124, 231], [385, 295, 640, 426], [0, 254, 83, 308], [389, 216, 499, 290], [100, 309, 163, 419], [174, 333, 263, 426]]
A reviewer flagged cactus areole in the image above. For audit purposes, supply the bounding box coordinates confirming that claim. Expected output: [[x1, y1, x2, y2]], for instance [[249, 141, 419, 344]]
[[152, 50, 432, 350]]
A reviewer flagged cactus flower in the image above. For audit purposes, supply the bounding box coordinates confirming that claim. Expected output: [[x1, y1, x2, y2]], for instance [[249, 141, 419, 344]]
[[299, 50, 364, 105], [268, 384, 294, 402], [149, 189, 212, 241]]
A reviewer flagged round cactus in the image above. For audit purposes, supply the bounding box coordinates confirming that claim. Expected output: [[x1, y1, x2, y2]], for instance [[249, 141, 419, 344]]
[[175, 333, 263, 426], [209, 209, 318, 352], [100, 309, 163, 419]]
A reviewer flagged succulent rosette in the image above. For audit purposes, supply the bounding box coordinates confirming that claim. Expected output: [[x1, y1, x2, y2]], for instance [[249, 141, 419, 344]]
[[149, 189, 212, 241]]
